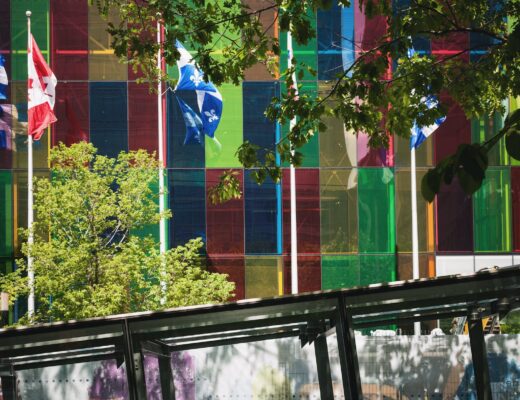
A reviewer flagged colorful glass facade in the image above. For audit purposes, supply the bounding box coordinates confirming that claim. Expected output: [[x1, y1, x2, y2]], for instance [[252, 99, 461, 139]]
[[0, 1, 519, 305]]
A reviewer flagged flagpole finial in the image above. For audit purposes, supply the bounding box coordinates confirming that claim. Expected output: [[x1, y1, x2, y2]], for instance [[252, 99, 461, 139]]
[[26, 10, 31, 17]]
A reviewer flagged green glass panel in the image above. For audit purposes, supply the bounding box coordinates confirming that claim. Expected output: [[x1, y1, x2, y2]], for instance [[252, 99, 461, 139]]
[[280, 9, 317, 81], [0, 172, 13, 258], [281, 81, 319, 167], [471, 113, 508, 166], [245, 256, 282, 298], [359, 255, 396, 285], [395, 169, 431, 252], [473, 168, 511, 252], [320, 169, 358, 253], [394, 134, 433, 167], [322, 255, 360, 289], [205, 83, 242, 167], [358, 168, 396, 253], [88, 4, 127, 81], [11, 0, 49, 80]]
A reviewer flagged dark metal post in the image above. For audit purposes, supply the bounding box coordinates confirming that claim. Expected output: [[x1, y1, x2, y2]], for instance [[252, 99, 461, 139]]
[[335, 295, 362, 400], [158, 355, 176, 400], [314, 333, 335, 399], [122, 320, 148, 400], [468, 316, 492, 400], [0, 364, 17, 400]]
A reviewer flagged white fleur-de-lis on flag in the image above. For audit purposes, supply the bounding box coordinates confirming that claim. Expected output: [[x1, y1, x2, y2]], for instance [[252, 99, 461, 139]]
[[204, 109, 219, 122], [190, 69, 203, 87]]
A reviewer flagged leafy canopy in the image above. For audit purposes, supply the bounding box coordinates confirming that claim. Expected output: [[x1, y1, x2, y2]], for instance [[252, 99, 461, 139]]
[[1, 143, 234, 324], [95, 0, 520, 200]]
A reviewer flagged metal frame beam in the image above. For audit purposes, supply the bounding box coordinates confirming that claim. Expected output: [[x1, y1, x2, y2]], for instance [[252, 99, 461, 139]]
[[468, 315, 492, 400], [158, 355, 175, 400], [314, 333, 334, 400]]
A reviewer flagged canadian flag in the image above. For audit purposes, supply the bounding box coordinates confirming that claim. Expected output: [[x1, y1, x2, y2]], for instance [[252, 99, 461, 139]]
[[28, 34, 57, 140]]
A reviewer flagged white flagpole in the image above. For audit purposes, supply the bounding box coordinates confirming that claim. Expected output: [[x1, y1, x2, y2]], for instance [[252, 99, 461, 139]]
[[411, 146, 420, 335], [287, 31, 298, 294], [26, 10, 35, 318], [157, 19, 166, 257]]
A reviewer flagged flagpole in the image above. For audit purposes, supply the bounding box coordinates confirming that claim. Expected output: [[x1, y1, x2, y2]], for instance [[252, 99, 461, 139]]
[[411, 146, 420, 335], [26, 10, 35, 318], [287, 31, 298, 294]]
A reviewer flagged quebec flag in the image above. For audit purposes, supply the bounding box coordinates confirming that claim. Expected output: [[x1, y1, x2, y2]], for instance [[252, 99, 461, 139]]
[[410, 95, 446, 149], [175, 40, 222, 139], [177, 97, 204, 145], [0, 56, 7, 100]]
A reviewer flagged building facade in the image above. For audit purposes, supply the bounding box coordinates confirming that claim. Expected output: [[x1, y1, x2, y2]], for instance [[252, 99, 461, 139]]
[[0, 0, 519, 312]]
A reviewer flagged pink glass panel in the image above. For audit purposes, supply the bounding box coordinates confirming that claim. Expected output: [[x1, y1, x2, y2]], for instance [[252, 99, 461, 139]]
[[128, 82, 159, 155], [512, 168, 520, 252], [207, 256, 245, 300], [52, 83, 89, 146], [283, 255, 321, 294]]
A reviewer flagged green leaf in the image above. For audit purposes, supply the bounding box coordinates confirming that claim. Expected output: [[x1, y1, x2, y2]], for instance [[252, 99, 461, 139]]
[[421, 169, 441, 203], [505, 129, 520, 161]]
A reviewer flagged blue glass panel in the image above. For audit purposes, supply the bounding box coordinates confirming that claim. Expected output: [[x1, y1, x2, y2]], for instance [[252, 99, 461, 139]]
[[244, 171, 278, 254], [167, 89, 205, 168], [243, 82, 279, 159], [89, 82, 128, 158], [169, 169, 206, 247], [317, 3, 344, 80]]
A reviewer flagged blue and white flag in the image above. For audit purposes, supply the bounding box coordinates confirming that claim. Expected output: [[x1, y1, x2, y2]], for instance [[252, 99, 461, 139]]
[[0, 56, 7, 100], [409, 95, 446, 149], [175, 40, 223, 140], [176, 97, 204, 145]]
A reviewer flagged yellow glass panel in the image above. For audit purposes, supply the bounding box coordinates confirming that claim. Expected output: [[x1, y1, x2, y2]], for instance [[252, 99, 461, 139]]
[[245, 256, 282, 298]]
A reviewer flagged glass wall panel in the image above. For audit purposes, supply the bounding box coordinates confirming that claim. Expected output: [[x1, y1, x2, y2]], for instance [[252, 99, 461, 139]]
[[317, 3, 343, 80], [207, 256, 245, 300], [435, 255, 474, 276], [52, 82, 89, 146], [88, 4, 127, 81], [245, 256, 282, 298], [358, 168, 396, 254], [0, 105, 14, 169], [243, 0, 278, 81], [205, 84, 242, 167], [11, 0, 49, 81], [283, 255, 321, 294], [131, 175, 160, 245], [51, 0, 88, 80], [0, 171, 13, 258], [0, 1, 10, 100], [243, 81, 278, 159], [322, 255, 360, 289], [436, 177, 473, 253], [434, 98, 471, 163], [206, 169, 244, 255], [394, 134, 433, 167], [471, 113, 508, 166], [169, 169, 206, 248], [512, 167, 520, 252], [397, 254, 435, 281], [357, 133, 392, 167], [89, 82, 128, 158], [320, 169, 358, 254], [431, 32, 470, 62], [167, 89, 205, 168], [511, 96, 520, 166], [283, 169, 320, 255], [395, 169, 434, 253], [359, 255, 396, 285], [11, 82, 49, 170], [473, 168, 511, 252], [128, 82, 158, 155], [244, 171, 278, 254]]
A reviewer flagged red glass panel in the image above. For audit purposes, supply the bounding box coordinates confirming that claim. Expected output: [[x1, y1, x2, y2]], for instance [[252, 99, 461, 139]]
[[431, 32, 470, 62], [436, 176, 473, 253], [434, 95, 471, 163], [51, 0, 88, 80], [128, 82, 159, 155], [283, 169, 321, 255], [512, 168, 520, 252], [52, 83, 89, 146], [206, 169, 244, 255], [283, 255, 321, 294], [207, 256, 245, 300]]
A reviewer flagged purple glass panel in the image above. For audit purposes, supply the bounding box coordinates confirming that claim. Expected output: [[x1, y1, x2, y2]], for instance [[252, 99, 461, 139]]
[[128, 82, 159, 155], [436, 176, 473, 252], [52, 83, 89, 146], [207, 256, 245, 300], [51, 0, 88, 80], [283, 255, 321, 294], [0, 1, 10, 102], [0, 105, 13, 168], [283, 169, 321, 255], [206, 169, 244, 255], [512, 168, 520, 252]]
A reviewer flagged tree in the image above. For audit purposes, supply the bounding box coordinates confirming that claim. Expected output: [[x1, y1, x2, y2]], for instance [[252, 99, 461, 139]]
[[94, 0, 520, 201], [0, 143, 234, 324]]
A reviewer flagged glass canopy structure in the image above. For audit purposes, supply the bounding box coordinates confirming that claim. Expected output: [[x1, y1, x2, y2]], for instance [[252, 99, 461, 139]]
[[1, 266, 519, 400]]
